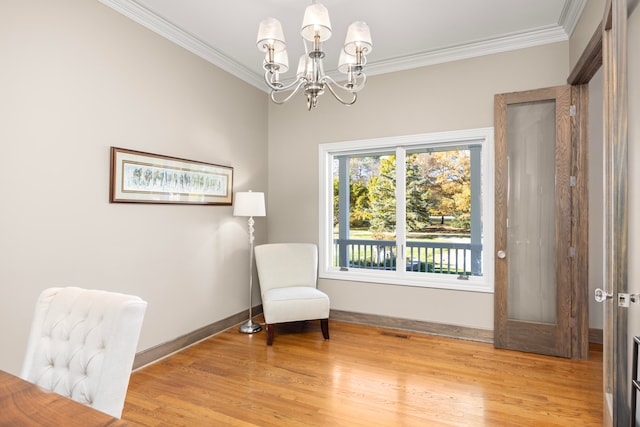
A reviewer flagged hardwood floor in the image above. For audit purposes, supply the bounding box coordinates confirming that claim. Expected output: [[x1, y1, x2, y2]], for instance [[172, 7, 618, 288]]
[[122, 319, 603, 426]]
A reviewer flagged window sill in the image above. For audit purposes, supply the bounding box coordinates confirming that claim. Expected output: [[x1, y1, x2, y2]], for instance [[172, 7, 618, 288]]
[[319, 269, 494, 293]]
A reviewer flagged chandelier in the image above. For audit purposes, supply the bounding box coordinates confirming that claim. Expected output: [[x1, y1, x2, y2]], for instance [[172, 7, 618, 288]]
[[256, 2, 372, 110]]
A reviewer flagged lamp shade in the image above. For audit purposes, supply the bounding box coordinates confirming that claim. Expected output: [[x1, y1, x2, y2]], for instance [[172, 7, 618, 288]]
[[233, 191, 266, 217], [338, 50, 358, 73], [296, 54, 313, 79], [257, 17, 286, 52], [300, 3, 332, 42], [343, 21, 372, 55], [265, 49, 289, 73]]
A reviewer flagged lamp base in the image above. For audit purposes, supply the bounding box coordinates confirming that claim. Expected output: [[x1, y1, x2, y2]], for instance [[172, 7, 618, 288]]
[[239, 319, 262, 334]]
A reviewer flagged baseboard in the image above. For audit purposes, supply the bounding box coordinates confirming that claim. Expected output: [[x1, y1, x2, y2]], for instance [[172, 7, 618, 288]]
[[133, 309, 603, 368], [329, 309, 494, 343], [589, 328, 603, 345], [133, 305, 263, 370]]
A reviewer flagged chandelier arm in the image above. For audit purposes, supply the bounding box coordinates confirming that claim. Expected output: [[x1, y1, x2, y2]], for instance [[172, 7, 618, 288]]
[[324, 74, 368, 93], [353, 73, 367, 92], [269, 80, 307, 104], [263, 71, 306, 92], [323, 80, 357, 106]]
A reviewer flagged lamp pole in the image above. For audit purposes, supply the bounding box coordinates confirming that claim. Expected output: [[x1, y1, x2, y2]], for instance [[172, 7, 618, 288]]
[[239, 215, 261, 333], [233, 190, 265, 334]]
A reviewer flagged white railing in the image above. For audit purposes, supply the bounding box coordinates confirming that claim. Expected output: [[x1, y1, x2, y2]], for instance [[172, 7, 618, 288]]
[[333, 238, 482, 276]]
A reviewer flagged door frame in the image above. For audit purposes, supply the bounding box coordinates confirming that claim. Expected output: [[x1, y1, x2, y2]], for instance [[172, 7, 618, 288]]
[[568, 0, 629, 424], [603, 0, 629, 425]]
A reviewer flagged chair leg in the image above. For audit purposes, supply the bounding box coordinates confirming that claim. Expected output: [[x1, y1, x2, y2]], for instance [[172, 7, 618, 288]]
[[266, 323, 274, 346], [320, 318, 330, 340]]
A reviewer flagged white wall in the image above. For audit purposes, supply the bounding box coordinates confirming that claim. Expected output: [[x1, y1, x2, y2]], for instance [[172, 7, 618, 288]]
[[0, 0, 268, 375], [267, 42, 570, 330], [569, 0, 606, 70]]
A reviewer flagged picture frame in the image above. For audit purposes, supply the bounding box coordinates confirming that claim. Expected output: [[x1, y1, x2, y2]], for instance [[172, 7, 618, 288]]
[[110, 147, 233, 205]]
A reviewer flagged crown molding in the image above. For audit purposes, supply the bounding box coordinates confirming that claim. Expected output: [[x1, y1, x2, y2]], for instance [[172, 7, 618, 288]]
[[99, 0, 580, 93], [559, 0, 588, 37], [98, 0, 265, 90], [344, 25, 570, 80]]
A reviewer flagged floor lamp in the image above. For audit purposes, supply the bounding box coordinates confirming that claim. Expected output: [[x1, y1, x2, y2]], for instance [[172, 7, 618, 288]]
[[233, 191, 266, 334]]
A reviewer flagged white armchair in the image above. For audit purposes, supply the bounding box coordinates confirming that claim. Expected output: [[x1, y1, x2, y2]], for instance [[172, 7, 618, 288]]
[[20, 287, 147, 418], [254, 243, 330, 345]]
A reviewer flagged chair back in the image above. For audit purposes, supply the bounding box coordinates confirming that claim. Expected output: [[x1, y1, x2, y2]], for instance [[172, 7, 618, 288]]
[[21, 287, 147, 418], [254, 243, 318, 294]]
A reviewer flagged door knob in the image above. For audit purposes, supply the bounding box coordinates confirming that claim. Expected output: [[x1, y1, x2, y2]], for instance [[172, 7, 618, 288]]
[[594, 288, 613, 303], [497, 250, 506, 259]]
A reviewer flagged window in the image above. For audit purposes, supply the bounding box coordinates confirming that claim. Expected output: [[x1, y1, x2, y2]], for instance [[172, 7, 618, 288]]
[[318, 128, 494, 292]]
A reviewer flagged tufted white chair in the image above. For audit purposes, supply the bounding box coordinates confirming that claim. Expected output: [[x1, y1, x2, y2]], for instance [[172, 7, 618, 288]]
[[254, 243, 330, 345], [20, 287, 147, 418]]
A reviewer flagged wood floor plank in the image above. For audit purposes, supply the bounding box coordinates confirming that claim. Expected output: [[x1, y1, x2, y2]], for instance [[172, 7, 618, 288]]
[[122, 320, 602, 426]]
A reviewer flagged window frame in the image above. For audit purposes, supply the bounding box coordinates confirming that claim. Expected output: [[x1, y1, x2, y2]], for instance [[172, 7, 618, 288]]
[[318, 128, 495, 293]]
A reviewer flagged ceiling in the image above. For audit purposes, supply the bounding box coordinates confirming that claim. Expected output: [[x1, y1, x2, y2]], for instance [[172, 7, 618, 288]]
[[99, 0, 587, 91]]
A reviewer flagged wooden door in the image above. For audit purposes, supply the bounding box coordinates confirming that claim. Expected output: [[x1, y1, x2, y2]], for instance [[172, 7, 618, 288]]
[[600, 0, 629, 424], [494, 85, 573, 358]]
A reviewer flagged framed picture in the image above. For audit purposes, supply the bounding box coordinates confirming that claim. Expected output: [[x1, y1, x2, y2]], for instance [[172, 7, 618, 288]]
[[110, 147, 233, 205]]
